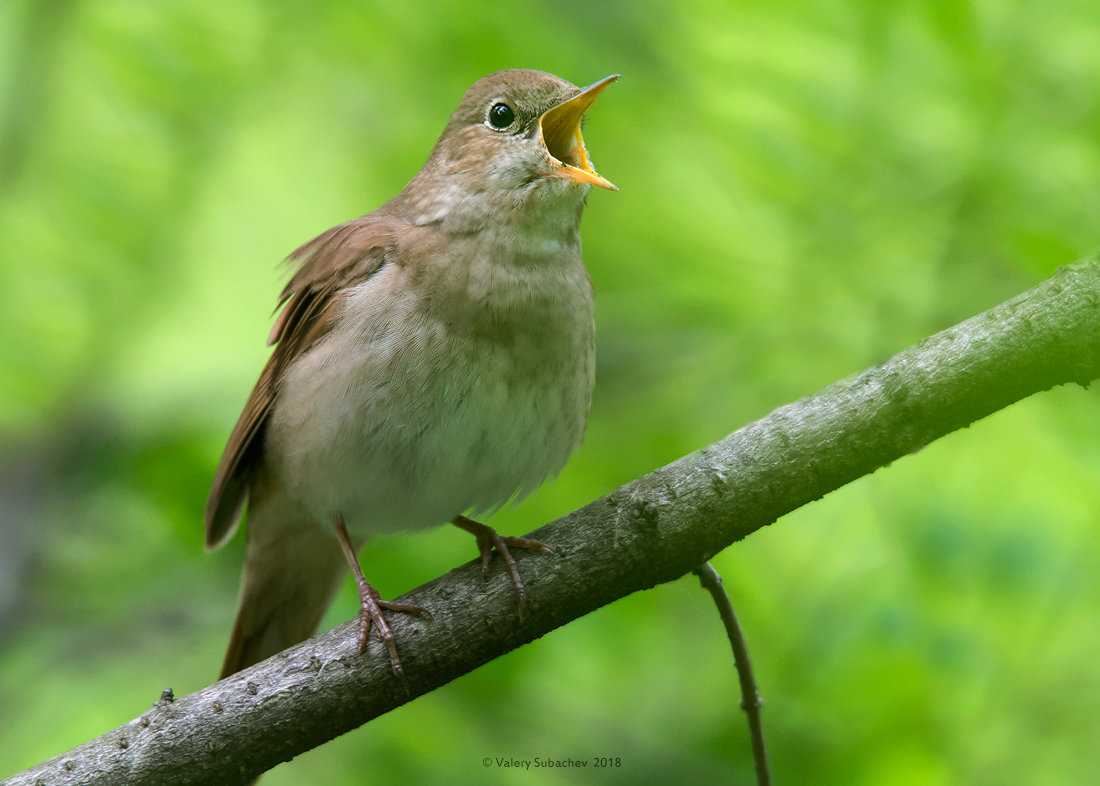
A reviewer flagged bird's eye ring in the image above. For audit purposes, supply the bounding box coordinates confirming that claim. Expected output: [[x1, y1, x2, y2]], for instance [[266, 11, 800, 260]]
[[487, 102, 515, 130]]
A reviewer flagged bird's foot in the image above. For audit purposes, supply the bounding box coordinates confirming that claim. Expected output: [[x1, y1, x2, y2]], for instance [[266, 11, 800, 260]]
[[451, 515, 553, 620], [334, 516, 428, 691], [353, 582, 429, 689]]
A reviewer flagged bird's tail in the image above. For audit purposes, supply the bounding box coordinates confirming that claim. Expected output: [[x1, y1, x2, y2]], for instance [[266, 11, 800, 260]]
[[220, 502, 348, 679]]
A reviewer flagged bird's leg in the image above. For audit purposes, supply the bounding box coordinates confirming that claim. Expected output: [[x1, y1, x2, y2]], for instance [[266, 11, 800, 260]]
[[333, 516, 429, 688], [451, 515, 553, 620]]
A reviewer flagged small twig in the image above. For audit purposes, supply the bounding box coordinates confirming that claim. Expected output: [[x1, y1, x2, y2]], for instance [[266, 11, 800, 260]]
[[694, 561, 770, 786]]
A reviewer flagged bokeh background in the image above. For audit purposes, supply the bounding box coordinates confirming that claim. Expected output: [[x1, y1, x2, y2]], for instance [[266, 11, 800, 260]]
[[2, 1, 1099, 783]]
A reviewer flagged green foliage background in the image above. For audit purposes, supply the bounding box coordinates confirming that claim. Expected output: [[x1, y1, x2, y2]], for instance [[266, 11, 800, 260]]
[[2, 1, 1099, 783]]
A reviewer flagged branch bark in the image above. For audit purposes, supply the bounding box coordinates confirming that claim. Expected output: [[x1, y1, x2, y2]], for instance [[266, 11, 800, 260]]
[[6, 258, 1099, 786]]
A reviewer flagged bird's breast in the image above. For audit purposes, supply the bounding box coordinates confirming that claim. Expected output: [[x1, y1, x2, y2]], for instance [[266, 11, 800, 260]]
[[264, 245, 595, 539]]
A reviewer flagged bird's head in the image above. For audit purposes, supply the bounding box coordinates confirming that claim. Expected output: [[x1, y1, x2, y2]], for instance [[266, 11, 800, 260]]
[[405, 69, 617, 224]]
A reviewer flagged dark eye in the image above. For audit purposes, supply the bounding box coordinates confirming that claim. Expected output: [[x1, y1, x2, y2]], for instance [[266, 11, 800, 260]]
[[487, 102, 515, 129]]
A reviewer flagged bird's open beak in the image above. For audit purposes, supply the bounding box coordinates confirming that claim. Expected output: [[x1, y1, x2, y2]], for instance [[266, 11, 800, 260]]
[[539, 74, 619, 191]]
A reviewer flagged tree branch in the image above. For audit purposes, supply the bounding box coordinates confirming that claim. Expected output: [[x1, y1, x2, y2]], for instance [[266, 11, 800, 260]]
[[6, 258, 1098, 786], [694, 562, 770, 786]]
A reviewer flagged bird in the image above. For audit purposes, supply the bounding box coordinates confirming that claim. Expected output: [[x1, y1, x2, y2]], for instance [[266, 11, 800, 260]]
[[205, 69, 617, 684]]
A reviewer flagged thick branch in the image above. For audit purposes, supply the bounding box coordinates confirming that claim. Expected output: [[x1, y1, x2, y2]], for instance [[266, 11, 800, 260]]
[[7, 258, 1098, 786]]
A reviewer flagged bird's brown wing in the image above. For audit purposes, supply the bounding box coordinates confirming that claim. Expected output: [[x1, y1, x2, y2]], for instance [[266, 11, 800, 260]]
[[204, 214, 399, 550]]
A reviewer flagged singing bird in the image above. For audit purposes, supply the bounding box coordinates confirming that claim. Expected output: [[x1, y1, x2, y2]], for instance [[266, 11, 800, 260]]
[[206, 69, 617, 682]]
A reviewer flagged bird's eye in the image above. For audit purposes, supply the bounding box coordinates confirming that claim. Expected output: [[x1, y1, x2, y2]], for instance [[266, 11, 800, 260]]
[[487, 102, 515, 130]]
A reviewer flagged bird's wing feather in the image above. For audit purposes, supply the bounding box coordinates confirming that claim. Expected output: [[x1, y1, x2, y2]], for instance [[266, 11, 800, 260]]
[[204, 214, 399, 549]]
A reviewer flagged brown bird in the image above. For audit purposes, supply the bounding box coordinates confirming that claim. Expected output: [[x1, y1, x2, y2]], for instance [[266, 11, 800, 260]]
[[206, 69, 617, 683]]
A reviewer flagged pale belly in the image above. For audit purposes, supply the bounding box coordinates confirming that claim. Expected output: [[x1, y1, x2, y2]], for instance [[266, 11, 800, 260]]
[[262, 263, 594, 541]]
